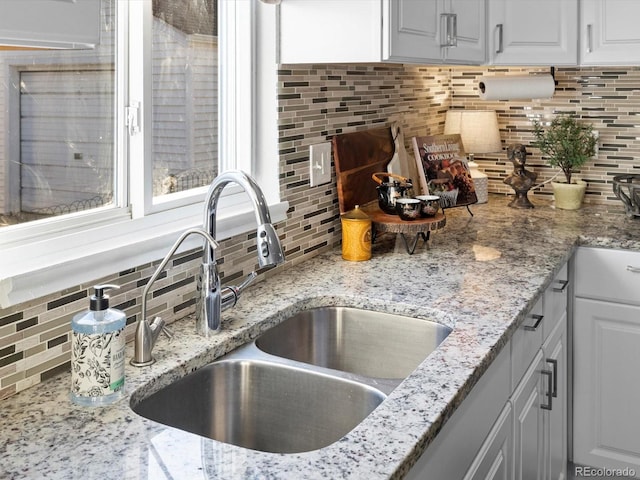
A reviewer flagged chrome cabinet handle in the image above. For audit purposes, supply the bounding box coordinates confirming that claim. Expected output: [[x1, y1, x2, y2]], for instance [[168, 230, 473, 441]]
[[541, 369, 553, 410], [586, 24, 593, 53], [450, 13, 457, 47], [553, 279, 569, 293], [524, 314, 544, 331], [546, 358, 558, 397], [627, 265, 640, 273], [440, 13, 457, 47], [496, 24, 504, 54]]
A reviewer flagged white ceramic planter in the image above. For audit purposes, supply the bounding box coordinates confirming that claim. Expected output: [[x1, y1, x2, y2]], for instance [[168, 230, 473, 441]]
[[552, 180, 587, 210]]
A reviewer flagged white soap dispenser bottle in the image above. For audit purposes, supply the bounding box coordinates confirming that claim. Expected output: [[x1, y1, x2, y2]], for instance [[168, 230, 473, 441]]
[[70, 284, 126, 407]]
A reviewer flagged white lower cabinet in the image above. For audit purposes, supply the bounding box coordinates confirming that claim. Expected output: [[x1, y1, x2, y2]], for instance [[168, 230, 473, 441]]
[[405, 345, 511, 480], [574, 247, 640, 477], [510, 271, 567, 480], [574, 298, 640, 474], [463, 402, 513, 480], [407, 263, 568, 479], [544, 315, 567, 480], [511, 315, 567, 480], [512, 350, 545, 480]]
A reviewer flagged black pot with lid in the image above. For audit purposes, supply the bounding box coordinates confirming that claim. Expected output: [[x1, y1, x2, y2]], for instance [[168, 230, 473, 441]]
[[372, 172, 414, 214]]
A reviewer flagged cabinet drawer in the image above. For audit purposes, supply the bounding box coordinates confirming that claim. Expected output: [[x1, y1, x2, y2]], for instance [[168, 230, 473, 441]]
[[543, 262, 569, 340], [511, 296, 544, 392], [575, 247, 640, 305]]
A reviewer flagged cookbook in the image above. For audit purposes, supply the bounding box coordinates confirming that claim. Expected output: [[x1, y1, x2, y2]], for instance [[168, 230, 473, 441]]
[[411, 133, 478, 207]]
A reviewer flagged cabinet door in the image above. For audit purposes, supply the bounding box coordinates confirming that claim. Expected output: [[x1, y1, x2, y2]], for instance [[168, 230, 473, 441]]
[[574, 298, 640, 473], [445, 0, 486, 64], [463, 402, 513, 480], [384, 0, 442, 62], [581, 0, 640, 65], [488, 0, 578, 65], [278, 0, 382, 64], [543, 315, 567, 480], [512, 350, 545, 480]]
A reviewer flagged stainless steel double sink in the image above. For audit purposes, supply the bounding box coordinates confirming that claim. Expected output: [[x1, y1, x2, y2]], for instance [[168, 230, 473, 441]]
[[131, 306, 452, 454]]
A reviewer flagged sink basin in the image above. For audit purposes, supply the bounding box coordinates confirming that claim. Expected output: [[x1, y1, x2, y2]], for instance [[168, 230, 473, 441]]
[[133, 306, 451, 453], [132, 358, 386, 453], [255, 306, 452, 379]]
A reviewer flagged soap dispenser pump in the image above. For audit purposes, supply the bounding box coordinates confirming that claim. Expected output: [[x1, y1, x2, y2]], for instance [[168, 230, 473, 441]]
[[70, 284, 126, 407]]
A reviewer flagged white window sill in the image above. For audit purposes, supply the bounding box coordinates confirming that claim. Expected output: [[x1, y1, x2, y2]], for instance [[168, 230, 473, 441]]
[[0, 199, 289, 308]]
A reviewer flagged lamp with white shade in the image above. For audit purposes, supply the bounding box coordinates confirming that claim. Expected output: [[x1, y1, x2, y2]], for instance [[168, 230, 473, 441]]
[[444, 110, 502, 203]]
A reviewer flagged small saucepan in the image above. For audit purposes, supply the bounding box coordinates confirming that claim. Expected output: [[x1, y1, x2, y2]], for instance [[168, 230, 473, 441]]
[[372, 172, 414, 214], [395, 198, 422, 221]]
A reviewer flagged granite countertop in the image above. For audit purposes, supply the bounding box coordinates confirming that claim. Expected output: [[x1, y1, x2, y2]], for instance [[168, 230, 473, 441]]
[[3, 194, 640, 480]]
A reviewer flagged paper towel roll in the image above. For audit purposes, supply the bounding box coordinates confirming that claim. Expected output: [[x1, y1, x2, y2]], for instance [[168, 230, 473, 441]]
[[478, 74, 555, 101]]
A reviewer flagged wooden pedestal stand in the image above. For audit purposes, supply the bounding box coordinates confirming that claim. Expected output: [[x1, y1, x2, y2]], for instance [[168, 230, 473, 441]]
[[361, 204, 446, 254]]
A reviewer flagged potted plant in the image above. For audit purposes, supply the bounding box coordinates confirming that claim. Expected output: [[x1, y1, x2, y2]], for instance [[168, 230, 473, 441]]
[[532, 115, 597, 210]]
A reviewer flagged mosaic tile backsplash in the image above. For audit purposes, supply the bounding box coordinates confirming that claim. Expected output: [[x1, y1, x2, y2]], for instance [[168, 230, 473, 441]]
[[2, 64, 640, 400], [449, 66, 640, 203]]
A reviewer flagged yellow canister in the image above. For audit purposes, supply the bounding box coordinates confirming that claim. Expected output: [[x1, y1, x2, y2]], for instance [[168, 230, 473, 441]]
[[340, 205, 372, 261]]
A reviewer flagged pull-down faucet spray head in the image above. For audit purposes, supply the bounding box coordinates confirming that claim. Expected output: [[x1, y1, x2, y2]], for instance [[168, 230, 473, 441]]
[[203, 170, 285, 268], [255, 222, 285, 268]]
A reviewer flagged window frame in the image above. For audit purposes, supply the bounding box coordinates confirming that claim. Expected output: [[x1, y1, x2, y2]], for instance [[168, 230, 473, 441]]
[[0, 0, 285, 308]]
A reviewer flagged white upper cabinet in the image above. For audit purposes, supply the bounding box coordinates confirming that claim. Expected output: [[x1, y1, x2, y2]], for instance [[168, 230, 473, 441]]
[[384, 0, 486, 64], [488, 0, 578, 65], [0, 0, 100, 49], [278, 0, 382, 64], [384, 0, 442, 63], [279, 0, 638, 67], [278, 0, 486, 65], [446, 0, 486, 64], [580, 0, 640, 65]]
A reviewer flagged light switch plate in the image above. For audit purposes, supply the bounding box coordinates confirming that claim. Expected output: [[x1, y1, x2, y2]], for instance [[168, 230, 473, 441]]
[[309, 142, 332, 187]]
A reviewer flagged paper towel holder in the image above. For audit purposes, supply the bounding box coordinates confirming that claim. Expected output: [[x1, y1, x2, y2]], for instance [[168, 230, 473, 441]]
[[478, 68, 556, 101], [479, 66, 556, 95]]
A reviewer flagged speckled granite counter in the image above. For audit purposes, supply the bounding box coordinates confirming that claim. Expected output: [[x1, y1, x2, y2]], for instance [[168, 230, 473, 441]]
[[3, 195, 640, 480]]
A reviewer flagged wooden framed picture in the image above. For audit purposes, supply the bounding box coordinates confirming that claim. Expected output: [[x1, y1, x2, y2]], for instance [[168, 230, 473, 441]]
[[411, 134, 478, 208]]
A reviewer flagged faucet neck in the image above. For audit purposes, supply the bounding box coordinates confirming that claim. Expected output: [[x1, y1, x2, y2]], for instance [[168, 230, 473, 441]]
[[203, 171, 272, 239], [202, 170, 283, 268]]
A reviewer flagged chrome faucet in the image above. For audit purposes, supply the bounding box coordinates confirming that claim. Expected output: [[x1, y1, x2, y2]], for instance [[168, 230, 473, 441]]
[[130, 171, 284, 367], [131, 227, 220, 367], [196, 170, 285, 336]]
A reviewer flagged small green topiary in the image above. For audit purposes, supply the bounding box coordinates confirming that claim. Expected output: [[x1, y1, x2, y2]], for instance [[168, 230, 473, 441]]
[[532, 115, 597, 185]]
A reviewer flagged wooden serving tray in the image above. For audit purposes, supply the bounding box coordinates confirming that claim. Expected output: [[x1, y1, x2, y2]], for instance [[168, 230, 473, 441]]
[[332, 127, 395, 214]]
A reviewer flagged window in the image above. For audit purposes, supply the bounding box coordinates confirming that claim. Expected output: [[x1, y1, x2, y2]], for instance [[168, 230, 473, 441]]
[[0, 5, 116, 228], [0, 0, 284, 308], [0, 0, 220, 227]]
